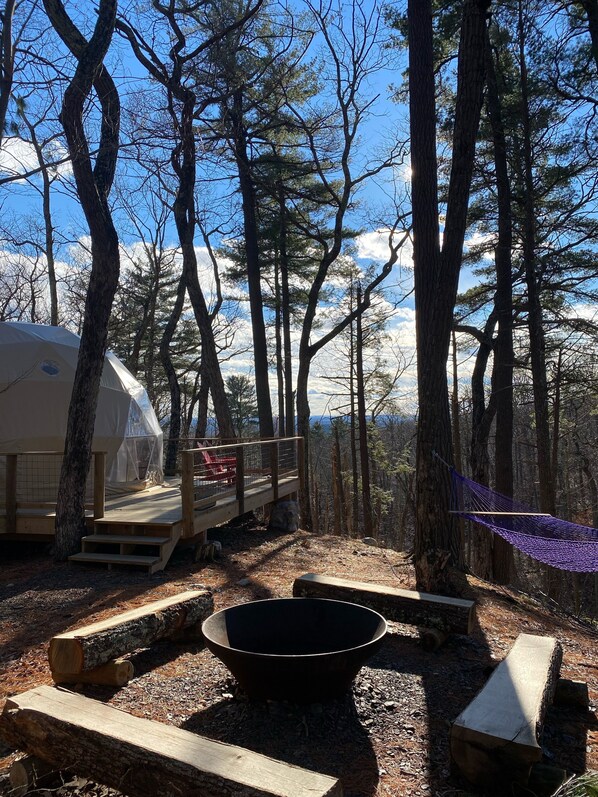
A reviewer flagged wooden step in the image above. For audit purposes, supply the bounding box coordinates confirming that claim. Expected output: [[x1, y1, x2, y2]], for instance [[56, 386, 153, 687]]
[[69, 552, 160, 569], [81, 534, 170, 546]]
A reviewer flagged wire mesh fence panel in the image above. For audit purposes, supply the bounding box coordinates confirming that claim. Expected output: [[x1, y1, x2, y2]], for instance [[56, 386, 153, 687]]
[[0, 453, 96, 508]]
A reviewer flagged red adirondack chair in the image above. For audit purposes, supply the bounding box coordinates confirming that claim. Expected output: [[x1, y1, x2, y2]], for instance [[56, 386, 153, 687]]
[[196, 444, 236, 484]]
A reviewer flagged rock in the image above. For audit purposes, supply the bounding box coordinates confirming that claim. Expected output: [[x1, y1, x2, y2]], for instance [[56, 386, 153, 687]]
[[361, 537, 378, 547], [268, 501, 299, 533], [237, 578, 251, 587]]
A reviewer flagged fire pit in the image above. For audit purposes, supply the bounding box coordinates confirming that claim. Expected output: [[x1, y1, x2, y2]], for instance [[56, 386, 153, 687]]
[[201, 597, 387, 702]]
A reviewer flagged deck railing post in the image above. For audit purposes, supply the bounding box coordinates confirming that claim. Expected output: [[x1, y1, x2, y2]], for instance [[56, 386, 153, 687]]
[[235, 445, 245, 516], [6, 454, 17, 533], [297, 437, 305, 497], [271, 442, 279, 502], [181, 450, 195, 536], [93, 452, 106, 519]]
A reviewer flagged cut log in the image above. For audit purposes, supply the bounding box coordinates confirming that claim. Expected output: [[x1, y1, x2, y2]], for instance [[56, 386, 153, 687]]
[[49, 589, 213, 674], [418, 628, 448, 652], [554, 678, 589, 708], [293, 573, 475, 634], [51, 657, 134, 687], [10, 754, 63, 797], [0, 686, 342, 797], [450, 633, 562, 790]]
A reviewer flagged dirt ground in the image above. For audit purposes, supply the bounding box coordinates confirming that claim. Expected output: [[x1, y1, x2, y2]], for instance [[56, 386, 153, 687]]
[[0, 517, 597, 797]]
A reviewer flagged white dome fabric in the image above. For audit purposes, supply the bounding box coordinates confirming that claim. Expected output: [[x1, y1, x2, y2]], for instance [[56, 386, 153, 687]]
[[0, 322, 163, 486]]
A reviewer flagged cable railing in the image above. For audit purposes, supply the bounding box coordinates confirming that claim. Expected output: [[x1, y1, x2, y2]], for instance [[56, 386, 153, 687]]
[[180, 437, 303, 535], [0, 451, 106, 533]]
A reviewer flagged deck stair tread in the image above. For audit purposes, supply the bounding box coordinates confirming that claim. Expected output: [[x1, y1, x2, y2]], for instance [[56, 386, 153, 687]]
[[69, 552, 161, 566], [82, 534, 171, 545]]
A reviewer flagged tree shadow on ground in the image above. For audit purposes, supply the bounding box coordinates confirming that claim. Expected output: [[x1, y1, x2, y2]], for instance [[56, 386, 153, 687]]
[[182, 692, 379, 797]]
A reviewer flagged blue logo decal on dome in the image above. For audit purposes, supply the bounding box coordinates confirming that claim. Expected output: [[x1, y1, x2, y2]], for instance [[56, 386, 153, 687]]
[[40, 360, 60, 376]]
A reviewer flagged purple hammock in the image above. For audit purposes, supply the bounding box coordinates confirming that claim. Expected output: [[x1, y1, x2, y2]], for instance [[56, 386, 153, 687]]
[[451, 470, 598, 572]]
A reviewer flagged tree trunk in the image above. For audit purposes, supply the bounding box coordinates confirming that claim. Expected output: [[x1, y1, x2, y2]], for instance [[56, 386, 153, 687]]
[[356, 286, 373, 538], [229, 89, 274, 440], [518, 1, 555, 516], [486, 24, 515, 583], [409, 0, 489, 590], [0, 0, 16, 148], [21, 114, 59, 326], [579, 0, 598, 72], [296, 351, 312, 529], [172, 91, 234, 440], [277, 180, 295, 437], [160, 272, 185, 477], [274, 258, 284, 435], [451, 331, 465, 567], [43, 0, 120, 560], [194, 363, 210, 440]]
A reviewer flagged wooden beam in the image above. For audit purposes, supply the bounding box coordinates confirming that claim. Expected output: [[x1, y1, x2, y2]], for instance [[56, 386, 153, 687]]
[[293, 573, 475, 635], [93, 451, 106, 519], [0, 686, 343, 797], [51, 657, 134, 687], [450, 633, 562, 789], [49, 589, 213, 674]]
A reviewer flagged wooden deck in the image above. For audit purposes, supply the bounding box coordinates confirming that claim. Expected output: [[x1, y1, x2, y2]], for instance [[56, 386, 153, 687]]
[[1, 438, 303, 571]]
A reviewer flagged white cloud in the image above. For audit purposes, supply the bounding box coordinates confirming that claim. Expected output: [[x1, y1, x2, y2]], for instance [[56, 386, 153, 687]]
[[0, 136, 72, 180], [356, 228, 412, 268], [0, 137, 40, 178]]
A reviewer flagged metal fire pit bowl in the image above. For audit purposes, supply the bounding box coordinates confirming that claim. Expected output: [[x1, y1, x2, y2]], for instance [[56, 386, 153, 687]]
[[201, 597, 387, 703]]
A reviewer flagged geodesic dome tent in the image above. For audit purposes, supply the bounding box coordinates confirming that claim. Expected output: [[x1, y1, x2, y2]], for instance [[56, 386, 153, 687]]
[[0, 322, 163, 488]]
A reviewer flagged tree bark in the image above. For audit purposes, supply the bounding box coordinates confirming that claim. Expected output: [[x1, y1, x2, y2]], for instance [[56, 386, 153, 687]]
[[21, 114, 59, 325], [518, 1, 555, 516], [43, 0, 120, 560], [486, 24, 515, 583], [49, 590, 213, 674], [172, 90, 234, 440], [578, 0, 598, 72], [0, 0, 16, 147], [356, 286, 373, 538], [160, 271, 185, 477], [0, 686, 342, 797], [229, 89, 274, 440], [409, 0, 489, 590]]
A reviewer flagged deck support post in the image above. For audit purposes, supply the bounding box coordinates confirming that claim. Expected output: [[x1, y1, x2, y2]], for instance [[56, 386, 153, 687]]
[[93, 452, 106, 519]]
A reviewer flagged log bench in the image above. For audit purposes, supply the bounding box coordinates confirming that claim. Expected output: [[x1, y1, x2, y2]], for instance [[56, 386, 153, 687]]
[[0, 685, 342, 797], [49, 589, 213, 686], [292, 573, 475, 649], [450, 633, 563, 790]]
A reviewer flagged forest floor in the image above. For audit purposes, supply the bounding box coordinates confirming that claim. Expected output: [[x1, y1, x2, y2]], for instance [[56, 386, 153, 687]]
[[0, 516, 597, 797]]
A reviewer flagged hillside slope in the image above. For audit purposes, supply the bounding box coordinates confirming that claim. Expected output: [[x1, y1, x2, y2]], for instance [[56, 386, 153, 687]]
[[1, 520, 596, 796]]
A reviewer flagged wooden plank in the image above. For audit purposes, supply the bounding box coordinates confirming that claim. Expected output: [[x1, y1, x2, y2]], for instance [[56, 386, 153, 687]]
[[293, 573, 475, 634], [52, 658, 134, 687], [81, 534, 170, 545], [450, 634, 562, 789], [48, 590, 213, 674], [93, 452, 106, 519], [68, 552, 160, 566], [0, 686, 342, 797]]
